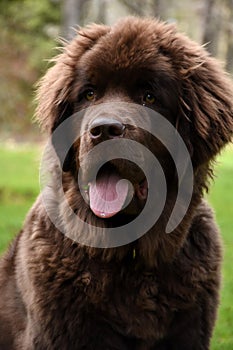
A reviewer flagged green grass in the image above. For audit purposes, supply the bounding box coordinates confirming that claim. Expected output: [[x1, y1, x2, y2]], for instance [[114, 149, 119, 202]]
[[0, 144, 232, 349], [208, 147, 233, 350], [0, 144, 40, 248]]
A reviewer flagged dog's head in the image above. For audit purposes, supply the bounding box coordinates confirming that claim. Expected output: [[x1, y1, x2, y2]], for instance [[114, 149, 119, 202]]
[[36, 17, 233, 237]]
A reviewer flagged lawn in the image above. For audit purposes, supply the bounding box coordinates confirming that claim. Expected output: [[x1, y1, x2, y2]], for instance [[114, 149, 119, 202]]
[[0, 144, 40, 249], [208, 147, 233, 350], [0, 144, 232, 348]]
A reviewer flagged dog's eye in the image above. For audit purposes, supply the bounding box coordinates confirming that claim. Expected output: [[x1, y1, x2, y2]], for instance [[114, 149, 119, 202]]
[[85, 89, 95, 101], [143, 92, 156, 105]]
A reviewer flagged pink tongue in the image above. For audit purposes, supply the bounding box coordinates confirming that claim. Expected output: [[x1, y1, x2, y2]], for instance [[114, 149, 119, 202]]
[[89, 172, 129, 218]]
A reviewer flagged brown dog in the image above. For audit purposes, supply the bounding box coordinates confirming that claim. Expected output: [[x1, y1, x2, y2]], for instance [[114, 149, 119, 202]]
[[0, 17, 232, 349]]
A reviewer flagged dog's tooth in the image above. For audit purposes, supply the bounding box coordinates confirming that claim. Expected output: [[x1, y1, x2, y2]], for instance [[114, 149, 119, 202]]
[[100, 212, 106, 217]]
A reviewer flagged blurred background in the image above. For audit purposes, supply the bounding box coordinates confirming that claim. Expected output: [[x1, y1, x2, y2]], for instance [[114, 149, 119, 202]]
[[1, 0, 233, 138], [0, 1, 232, 349]]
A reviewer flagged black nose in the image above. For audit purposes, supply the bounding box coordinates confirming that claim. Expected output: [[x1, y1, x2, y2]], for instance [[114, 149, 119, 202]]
[[89, 118, 125, 140]]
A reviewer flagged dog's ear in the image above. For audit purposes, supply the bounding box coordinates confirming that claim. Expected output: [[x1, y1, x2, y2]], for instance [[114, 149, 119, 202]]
[[35, 24, 110, 171], [35, 23, 110, 132], [171, 33, 233, 166]]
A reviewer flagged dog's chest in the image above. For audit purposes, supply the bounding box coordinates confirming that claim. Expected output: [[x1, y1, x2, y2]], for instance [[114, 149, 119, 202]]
[[81, 262, 172, 340], [34, 252, 198, 346], [78, 257, 198, 341]]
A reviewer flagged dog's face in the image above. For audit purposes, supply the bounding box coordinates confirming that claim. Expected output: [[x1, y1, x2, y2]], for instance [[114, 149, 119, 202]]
[[37, 17, 233, 231], [71, 29, 181, 220]]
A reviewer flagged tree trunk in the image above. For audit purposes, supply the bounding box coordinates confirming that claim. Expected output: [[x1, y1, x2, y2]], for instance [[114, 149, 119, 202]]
[[225, 0, 233, 73], [150, 0, 168, 20], [61, 0, 85, 40], [119, 0, 145, 16], [97, 0, 107, 24], [202, 0, 222, 56]]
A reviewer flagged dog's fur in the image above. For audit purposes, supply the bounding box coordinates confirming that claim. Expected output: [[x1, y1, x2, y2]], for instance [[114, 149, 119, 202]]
[[0, 17, 233, 349]]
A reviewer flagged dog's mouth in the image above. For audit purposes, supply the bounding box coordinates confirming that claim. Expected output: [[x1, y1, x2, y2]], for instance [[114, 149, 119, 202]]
[[83, 164, 148, 219]]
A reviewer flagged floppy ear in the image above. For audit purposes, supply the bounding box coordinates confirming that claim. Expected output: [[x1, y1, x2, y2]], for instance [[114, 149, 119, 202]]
[[35, 24, 110, 171], [35, 23, 110, 132], [165, 30, 233, 166]]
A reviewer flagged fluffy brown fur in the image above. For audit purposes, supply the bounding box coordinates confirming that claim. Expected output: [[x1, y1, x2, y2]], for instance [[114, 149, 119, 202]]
[[0, 17, 232, 349]]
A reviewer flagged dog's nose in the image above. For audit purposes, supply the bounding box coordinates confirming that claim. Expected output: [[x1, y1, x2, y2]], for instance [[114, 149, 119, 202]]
[[89, 118, 125, 140]]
